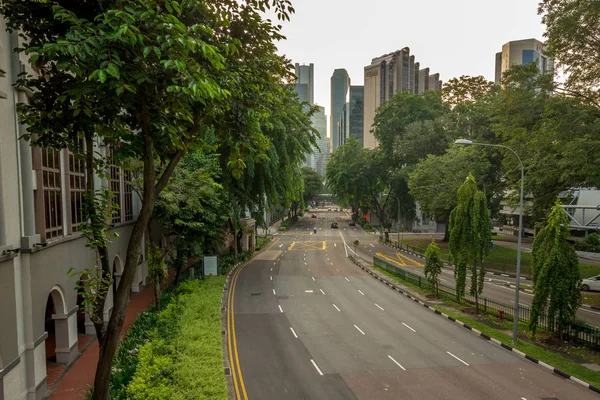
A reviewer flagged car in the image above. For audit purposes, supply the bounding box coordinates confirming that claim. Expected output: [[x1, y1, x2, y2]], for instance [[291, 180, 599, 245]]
[[349, 220, 356, 226], [331, 222, 339, 229], [581, 275, 600, 291], [311, 213, 317, 218]]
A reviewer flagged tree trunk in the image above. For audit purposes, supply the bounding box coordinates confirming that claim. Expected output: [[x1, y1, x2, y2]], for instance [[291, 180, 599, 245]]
[[154, 281, 160, 310], [443, 222, 450, 242], [84, 134, 111, 338], [92, 131, 183, 400], [473, 260, 479, 313]]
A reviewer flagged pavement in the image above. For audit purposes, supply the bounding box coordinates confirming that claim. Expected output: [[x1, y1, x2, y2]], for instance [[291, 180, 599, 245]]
[[228, 209, 597, 399]]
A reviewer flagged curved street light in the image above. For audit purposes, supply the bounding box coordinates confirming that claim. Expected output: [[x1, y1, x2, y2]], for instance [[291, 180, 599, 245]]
[[454, 139, 524, 344]]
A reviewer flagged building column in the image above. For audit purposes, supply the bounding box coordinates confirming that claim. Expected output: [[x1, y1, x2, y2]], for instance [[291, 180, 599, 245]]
[[24, 331, 48, 400], [17, 90, 41, 249], [52, 306, 79, 363]]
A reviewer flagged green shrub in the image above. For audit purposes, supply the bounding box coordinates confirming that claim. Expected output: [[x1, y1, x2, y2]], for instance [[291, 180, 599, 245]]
[[574, 233, 600, 253], [256, 236, 271, 251], [126, 277, 227, 400]]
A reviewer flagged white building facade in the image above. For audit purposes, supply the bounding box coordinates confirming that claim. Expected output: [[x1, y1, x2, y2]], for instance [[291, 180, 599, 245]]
[[0, 22, 149, 400]]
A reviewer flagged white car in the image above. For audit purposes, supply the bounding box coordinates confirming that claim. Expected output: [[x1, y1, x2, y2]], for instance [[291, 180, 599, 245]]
[[581, 275, 600, 291]]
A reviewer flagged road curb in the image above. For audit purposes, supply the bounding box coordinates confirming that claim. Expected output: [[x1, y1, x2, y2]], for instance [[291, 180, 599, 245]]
[[221, 237, 275, 400], [347, 255, 600, 395]]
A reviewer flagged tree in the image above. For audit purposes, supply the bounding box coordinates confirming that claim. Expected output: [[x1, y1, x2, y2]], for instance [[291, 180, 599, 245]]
[[448, 174, 491, 309], [408, 146, 499, 241], [539, 0, 600, 108], [0, 1, 295, 398], [528, 201, 581, 339], [302, 167, 322, 204], [147, 241, 167, 310], [493, 64, 600, 222], [424, 239, 443, 295]]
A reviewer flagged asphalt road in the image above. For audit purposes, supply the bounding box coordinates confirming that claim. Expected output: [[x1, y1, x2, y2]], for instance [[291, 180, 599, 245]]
[[336, 217, 600, 327], [227, 208, 598, 399]]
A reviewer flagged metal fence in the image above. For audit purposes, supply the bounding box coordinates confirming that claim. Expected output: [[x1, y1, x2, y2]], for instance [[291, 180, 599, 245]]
[[373, 255, 600, 349]]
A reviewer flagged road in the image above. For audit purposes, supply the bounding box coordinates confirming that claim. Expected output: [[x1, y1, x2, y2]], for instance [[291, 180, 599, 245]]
[[227, 209, 597, 399], [339, 219, 600, 327]]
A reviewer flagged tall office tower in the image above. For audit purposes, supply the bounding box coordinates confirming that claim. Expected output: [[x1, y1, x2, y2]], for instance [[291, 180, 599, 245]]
[[294, 63, 314, 104], [348, 86, 364, 147], [494, 38, 554, 84], [330, 68, 350, 152], [363, 47, 441, 148]]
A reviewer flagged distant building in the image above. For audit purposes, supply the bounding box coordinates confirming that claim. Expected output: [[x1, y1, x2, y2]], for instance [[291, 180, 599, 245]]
[[294, 63, 314, 104], [363, 47, 441, 148], [494, 38, 554, 84], [336, 103, 350, 149], [305, 105, 328, 171], [330, 69, 350, 152], [348, 86, 364, 147]]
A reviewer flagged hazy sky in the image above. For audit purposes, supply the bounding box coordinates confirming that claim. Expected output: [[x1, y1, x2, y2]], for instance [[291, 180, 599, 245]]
[[273, 0, 546, 135]]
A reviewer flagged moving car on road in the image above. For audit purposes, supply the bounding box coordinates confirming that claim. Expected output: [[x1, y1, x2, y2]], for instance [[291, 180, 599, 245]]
[[311, 213, 317, 218], [349, 220, 356, 226], [581, 275, 600, 291], [331, 222, 339, 229]]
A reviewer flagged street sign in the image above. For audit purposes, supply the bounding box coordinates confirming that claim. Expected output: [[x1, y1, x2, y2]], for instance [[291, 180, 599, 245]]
[[204, 256, 218, 276]]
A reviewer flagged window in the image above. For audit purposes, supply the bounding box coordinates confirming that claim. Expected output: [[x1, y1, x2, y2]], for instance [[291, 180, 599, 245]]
[[522, 50, 535, 65], [124, 170, 134, 222], [68, 142, 86, 232], [108, 148, 122, 224], [41, 148, 63, 240]]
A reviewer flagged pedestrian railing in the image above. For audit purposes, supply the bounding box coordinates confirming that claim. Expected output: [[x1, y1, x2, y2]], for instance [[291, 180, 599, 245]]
[[373, 255, 600, 349]]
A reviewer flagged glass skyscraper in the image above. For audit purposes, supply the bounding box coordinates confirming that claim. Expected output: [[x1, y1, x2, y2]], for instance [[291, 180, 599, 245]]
[[330, 69, 350, 153], [348, 86, 364, 147]]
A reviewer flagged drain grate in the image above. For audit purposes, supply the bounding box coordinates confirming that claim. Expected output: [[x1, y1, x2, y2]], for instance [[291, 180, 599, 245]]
[[278, 295, 289, 300], [251, 292, 262, 296]]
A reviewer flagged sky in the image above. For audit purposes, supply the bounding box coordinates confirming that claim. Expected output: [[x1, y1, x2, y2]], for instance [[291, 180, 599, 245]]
[[271, 0, 546, 137]]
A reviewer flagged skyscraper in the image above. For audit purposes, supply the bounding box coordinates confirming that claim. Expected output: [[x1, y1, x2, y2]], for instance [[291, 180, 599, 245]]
[[494, 38, 554, 84], [294, 63, 314, 104], [363, 47, 441, 148], [348, 86, 364, 147], [330, 69, 350, 152], [312, 106, 330, 176]]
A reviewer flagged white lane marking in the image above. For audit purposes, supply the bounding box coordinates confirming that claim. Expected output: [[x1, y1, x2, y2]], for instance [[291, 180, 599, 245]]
[[278, 305, 284, 313], [334, 243, 337, 247], [312, 277, 316, 281], [402, 323, 416, 332], [345, 277, 350, 282], [358, 290, 365, 296], [521, 398, 527, 400], [270, 268, 272, 271], [273, 289, 276, 295], [375, 303, 385, 311], [369, 244, 375, 247], [305, 262, 307, 265], [273, 262, 276, 265], [331, 262, 334, 266], [290, 327, 298, 338], [279, 244, 284, 248], [310, 359, 324, 376], [333, 304, 341, 312], [354, 325, 366, 335], [387, 355, 406, 371], [305, 290, 313, 293], [270, 276, 273, 281], [320, 289, 325, 295], [447, 351, 469, 366]]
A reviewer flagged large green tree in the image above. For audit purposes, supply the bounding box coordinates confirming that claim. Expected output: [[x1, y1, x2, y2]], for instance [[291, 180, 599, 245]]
[[448, 174, 491, 309], [424, 239, 443, 295], [302, 166, 323, 204], [539, 0, 600, 107], [0, 1, 294, 398], [528, 201, 581, 338]]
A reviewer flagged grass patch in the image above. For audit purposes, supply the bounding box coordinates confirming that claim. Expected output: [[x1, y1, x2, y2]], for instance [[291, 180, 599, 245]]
[[581, 292, 600, 307], [398, 238, 599, 279], [127, 276, 228, 399]]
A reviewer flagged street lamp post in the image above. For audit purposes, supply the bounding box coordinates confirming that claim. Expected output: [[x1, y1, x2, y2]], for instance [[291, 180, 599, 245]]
[[454, 139, 524, 344]]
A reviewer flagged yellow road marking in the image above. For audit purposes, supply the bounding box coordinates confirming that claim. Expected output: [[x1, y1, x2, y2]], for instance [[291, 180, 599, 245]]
[[228, 263, 251, 399], [376, 252, 406, 267], [397, 251, 423, 267], [288, 241, 296, 250], [322, 241, 327, 250]]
